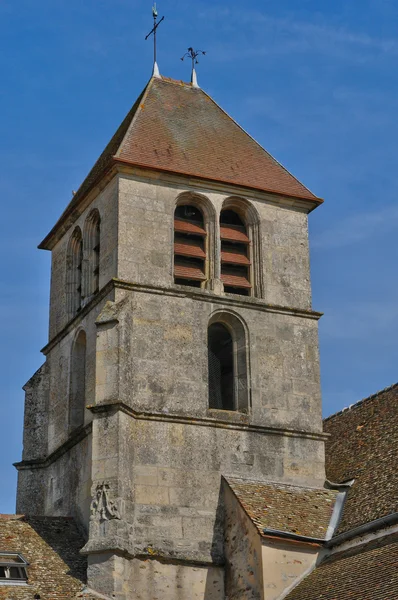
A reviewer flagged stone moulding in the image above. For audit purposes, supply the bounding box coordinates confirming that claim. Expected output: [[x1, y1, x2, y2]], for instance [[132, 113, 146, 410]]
[[13, 402, 328, 474], [41, 278, 323, 356], [88, 401, 329, 442], [14, 423, 92, 471]]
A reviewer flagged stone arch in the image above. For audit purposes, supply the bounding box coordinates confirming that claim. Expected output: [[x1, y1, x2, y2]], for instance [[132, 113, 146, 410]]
[[66, 227, 83, 320], [83, 208, 101, 299], [69, 328, 87, 432], [173, 192, 217, 287], [221, 197, 264, 298], [208, 310, 250, 413]]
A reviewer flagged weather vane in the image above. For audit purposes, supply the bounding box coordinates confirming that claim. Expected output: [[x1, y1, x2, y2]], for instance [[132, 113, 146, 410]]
[[145, 3, 165, 75], [181, 47, 206, 88]]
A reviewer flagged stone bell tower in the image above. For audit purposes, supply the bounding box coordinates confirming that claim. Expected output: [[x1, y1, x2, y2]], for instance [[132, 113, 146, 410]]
[[16, 72, 327, 599]]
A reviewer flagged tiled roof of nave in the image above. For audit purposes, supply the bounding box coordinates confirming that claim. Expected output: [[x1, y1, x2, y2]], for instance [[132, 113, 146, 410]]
[[324, 382, 398, 535], [0, 515, 87, 600], [286, 532, 398, 600]]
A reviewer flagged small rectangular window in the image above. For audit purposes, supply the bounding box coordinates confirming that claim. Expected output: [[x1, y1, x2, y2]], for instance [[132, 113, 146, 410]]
[[0, 553, 28, 582]]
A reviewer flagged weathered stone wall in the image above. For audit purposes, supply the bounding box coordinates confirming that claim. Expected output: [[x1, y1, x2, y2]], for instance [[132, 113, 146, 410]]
[[49, 177, 119, 339], [45, 292, 113, 454], [128, 418, 324, 561], [17, 433, 92, 528], [111, 288, 323, 434], [224, 482, 264, 599], [87, 553, 224, 600], [18, 170, 325, 598], [17, 291, 114, 525], [118, 174, 313, 310], [22, 363, 49, 461]]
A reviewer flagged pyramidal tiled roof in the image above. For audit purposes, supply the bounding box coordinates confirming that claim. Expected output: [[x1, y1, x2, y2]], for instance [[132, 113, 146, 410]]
[[40, 75, 321, 248]]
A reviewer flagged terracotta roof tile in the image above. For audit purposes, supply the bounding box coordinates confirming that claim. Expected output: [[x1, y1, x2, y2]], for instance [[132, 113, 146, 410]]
[[115, 78, 319, 201], [286, 533, 398, 600], [40, 76, 322, 249], [225, 477, 338, 540], [324, 383, 398, 535]]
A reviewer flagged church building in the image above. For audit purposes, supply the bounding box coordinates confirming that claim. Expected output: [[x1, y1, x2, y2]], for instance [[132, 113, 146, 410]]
[[2, 44, 398, 600]]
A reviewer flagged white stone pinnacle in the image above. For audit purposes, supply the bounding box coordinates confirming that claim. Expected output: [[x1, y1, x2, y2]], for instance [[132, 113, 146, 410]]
[[191, 67, 199, 88], [152, 61, 161, 78]]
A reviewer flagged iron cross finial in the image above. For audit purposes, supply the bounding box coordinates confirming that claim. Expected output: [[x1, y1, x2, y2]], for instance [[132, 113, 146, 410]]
[[181, 48, 207, 88], [145, 3, 165, 74]]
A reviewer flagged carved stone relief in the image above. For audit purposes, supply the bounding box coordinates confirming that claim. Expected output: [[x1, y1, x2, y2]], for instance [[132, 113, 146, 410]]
[[90, 482, 121, 522]]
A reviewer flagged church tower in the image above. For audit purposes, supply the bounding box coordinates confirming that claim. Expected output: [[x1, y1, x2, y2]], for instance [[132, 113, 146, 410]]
[[16, 72, 328, 599]]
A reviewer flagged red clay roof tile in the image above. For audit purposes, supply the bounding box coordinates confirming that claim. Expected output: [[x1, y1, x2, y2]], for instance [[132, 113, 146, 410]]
[[39, 76, 322, 249]]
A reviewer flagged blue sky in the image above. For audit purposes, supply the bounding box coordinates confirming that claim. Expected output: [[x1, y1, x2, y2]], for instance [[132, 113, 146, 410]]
[[1, 0, 398, 512]]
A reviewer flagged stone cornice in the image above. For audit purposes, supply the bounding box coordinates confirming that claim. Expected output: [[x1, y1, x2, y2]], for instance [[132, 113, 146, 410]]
[[88, 401, 329, 442], [14, 423, 92, 471], [42, 278, 323, 355], [13, 402, 327, 474], [39, 162, 321, 250], [115, 162, 322, 212]]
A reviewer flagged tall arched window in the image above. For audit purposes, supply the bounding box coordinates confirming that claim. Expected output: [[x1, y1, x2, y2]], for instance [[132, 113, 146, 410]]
[[220, 209, 251, 296], [84, 209, 101, 299], [174, 205, 207, 288], [208, 312, 250, 412], [208, 323, 234, 410], [69, 330, 86, 432], [66, 227, 83, 319]]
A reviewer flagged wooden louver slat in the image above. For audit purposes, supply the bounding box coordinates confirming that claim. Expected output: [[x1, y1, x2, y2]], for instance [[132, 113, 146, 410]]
[[174, 218, 207, 236], [221, 273, 252, 289], [174, 239, 206, 259], [174, 264, 206, 281], [220, 225, 250, 244], [221, 249, 251, 266]]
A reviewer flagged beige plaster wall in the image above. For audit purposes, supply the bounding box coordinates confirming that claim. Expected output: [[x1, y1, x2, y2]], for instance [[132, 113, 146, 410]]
[[261, 540, 318, 600]]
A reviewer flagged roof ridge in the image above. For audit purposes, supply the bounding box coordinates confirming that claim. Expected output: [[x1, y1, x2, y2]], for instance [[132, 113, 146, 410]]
[[114, 77, 156, 159], [200, 88, 320, 202], [159, 76, 196, 88], [225, 476, 331, 492], [324, 381, 398, 423]]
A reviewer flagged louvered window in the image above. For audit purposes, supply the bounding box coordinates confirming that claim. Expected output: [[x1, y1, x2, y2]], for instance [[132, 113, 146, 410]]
[[174, 205, 206, 288], [208, 323, 235, 410], [220, 210, 251, 296]]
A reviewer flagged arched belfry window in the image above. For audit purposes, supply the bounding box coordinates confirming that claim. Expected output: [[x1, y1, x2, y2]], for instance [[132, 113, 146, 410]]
[[220, 209, 252, 296], [174, 205, 207, 288], [69, 330, 86, 432], [83, 209, 101, 299], [208, 312, 250, 412], [66, 227, 83, 319]]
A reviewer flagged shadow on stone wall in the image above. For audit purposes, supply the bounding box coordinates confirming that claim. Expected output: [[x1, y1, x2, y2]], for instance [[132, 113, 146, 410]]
[[204, 485, 226, 599]]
